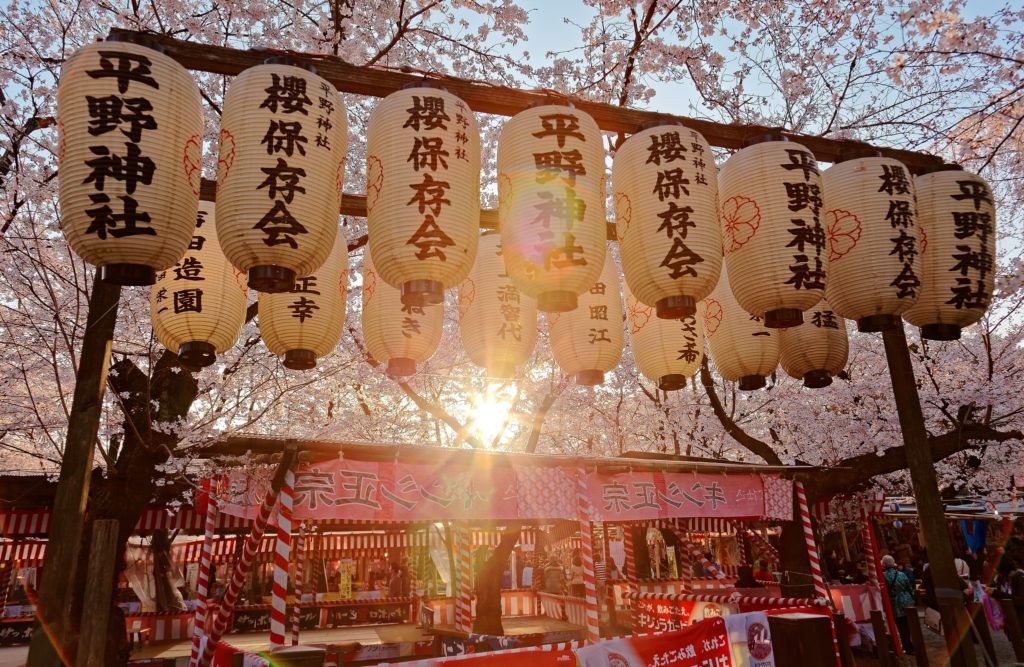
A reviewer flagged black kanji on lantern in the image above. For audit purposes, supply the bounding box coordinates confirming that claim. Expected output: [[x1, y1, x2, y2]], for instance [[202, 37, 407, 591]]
[[533, 149, 586, 185], [811, 310, 839, 329], [83, 143, 155, 194], [408, 136, 449, 172], [173, 256, 204, 281], [173, 288, 203, 313], [260, 73, 312, 115], [407, 215, 455, 261], [84, 194, 154, 239], [645, 132, 686, 165], [652, 168, 689, 201], [544, 233, 587, 270], [262, 120, 308, 157], [87, 51, 159, 94], [532, 114, 584, 147], [588, 327, 611, 344], [288, 295, 320, 322], [656, 203, 695, 239], [258, 158, 307, 203], [780, 149, 818, 181], [532, 188, 587, 232], [950, 180, 993, 211], [254, 201, 308, 247], [86, 95, 157, 143], [407, 174, 451, 216], [404, 96, 450, 131], [660, 239, 703, 279], [877, 164, 911, 195]]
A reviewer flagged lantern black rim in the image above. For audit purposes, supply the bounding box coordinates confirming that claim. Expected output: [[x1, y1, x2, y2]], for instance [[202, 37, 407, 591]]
[[856, 314, 899, 333], [387, 357, 416, 378], [576, 370, 604, 386], [658, 374, 687, 391], [803, 370, 833, 389], [99, 263, 156, 286], [284, 349, 317, 370], [764, 308, 803, 328], [178, 341, 216, 369], [537, 290, 577, 313], [920, 323, 961, 341], [401, 279, 444, 307], [248, 265, 296, 293], [835, 142, 881, 163], [656, 295, 696, 319], [741, 128, 787, 147], [738, 375, 767, 391]]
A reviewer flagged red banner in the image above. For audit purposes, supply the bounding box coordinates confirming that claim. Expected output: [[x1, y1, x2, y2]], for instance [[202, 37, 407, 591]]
[[576, 618, 730, 667], [221, 462, 776, 523], [403, 649, 577, 667], [632, 597, 738, 633]]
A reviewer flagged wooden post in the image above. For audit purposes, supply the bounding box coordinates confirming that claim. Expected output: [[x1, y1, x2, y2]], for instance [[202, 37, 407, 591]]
[[967, 601, 997, 664], [870, 609, 894, 667], [880, 322, 977, 667], [76, 520, 120, 667], [906, 607, 929, 667], [832, 611, 856, 667], [998, 598, 1024, 661], [27, 277, 121, 667]]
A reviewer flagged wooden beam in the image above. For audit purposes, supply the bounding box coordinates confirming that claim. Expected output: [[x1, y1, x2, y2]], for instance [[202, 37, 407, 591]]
[[112, 29, 946, 173]]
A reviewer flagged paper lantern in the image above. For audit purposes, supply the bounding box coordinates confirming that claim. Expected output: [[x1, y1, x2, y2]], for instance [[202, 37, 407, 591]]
[[549, 247, 624, 385], [903, 167, 996, 340], [362, 252, 443, 377], [778, 299, 849, 388], [614, 124, 722, 318], [258, 231, 348, 370], [822, 156, 920, 331], [366, 87, 480, 306], [57, 37, 204, 285], [497, 105, 605, 312], [150, 205, 247, 367], [458, 232, 538, 378], [626, 285, 704, 391], [719, 139, 826, 327], [216, 63, 347, 293], [702, 267, 779, 390]]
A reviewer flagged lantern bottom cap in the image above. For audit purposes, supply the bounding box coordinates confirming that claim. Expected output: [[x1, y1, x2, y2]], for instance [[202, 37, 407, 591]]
[[99, 263, 156, 286], [387, 357, 416, 378], [803, 370, 833, 389], [576, 370, 605, 386], [920, 323, 961, 341], [401, 280, 444, 307], [656, 295, 696, 319], [178, 341, 216, 369], [764, 308, 803, 328], [658, 374, 687, 391], [248, 265, 297, 293], [537, 290, 578, 313], [857, 314, 899, 333], [284, 349, 317, 370], [738, 375, 766, 391]]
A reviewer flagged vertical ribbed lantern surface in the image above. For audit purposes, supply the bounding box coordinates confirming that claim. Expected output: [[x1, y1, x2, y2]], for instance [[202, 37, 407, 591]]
[[702, 267, 779, 390], [362, 252, 443, 378], [458, 232, 538, 378], [719, 140, 826, 327], [150, 205, 247, 368], [549, 247, 624, 385], [258, 231, 348, 370], [903, 169, 996, 341], [497, 105, 605, 313], [626, 284, 704, 391], [614, 125, 722, 318], [822, 157, 920, 332], [366, 87, 480, 307], [57, 39, 204, 285], [216, 64, 347, 293], [778, 299, 849, 388]]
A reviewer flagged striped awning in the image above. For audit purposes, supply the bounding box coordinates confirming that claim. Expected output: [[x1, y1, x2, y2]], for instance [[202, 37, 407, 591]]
[[0, 540, 47, 566], [171, 530, 431, 564]]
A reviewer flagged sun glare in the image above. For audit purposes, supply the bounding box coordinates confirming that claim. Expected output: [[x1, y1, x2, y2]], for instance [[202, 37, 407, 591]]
[[469, 390, 513, 446]]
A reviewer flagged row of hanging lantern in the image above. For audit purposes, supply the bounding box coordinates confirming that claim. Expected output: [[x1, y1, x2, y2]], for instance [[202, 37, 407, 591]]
[[57, 38, 996, 382]]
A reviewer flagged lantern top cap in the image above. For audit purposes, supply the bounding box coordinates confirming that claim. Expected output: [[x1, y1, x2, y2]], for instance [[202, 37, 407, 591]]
[[262, 55, 318, 74], [400, 81, 450, 93], [741, 128, 787, 147], [639, 118, 686, 131], [104, 30, 166, 52], [834, 142, 882, 163], [919, 162, 964, 174]]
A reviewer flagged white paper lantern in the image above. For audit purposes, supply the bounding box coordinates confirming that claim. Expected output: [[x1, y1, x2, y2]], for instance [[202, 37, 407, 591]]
[[367, 87, 480, 306], [822, 156, 920, 331], [362, 252, 443, 377], [626, 285, 704, 391], [150, 205, 247, 367], [614, 125, 722, 318], [778, 299, 849, 388], [258, 231, 348, 370], [549, 247, 624, 385], [458, 232, 538, 378], [216, 63, 347, 293], [903, 168, 996, 340], [57, 38, 204, 285], [719, 140, 826, 327], [497, 105, 605, 312], [702, 266, 779, 390]]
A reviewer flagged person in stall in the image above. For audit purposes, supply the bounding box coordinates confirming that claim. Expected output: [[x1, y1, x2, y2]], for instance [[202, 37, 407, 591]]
[[734, 565, 764, 589]]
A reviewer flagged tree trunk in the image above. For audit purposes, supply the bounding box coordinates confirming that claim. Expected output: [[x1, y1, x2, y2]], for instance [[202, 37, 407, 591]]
[[472, 525, 520, 636], [779, 497, 815, 599], [152, 530, 185, 613]]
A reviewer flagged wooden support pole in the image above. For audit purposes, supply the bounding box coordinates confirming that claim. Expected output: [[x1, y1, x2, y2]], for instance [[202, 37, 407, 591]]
[[906, 607, 929, 667], [832, 611, 856, 667], [27, 276, 120, 667], [999, 597, 1024, 661], [967, 601, 997, 664], [870, 609, 895, 667], [76, 520, 119, 667], [880, 321, 977, 667]]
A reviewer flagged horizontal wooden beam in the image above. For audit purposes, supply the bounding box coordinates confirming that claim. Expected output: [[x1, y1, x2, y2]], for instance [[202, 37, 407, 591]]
[[199, 178, 618, 240], [113, 29, 945, 172]]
